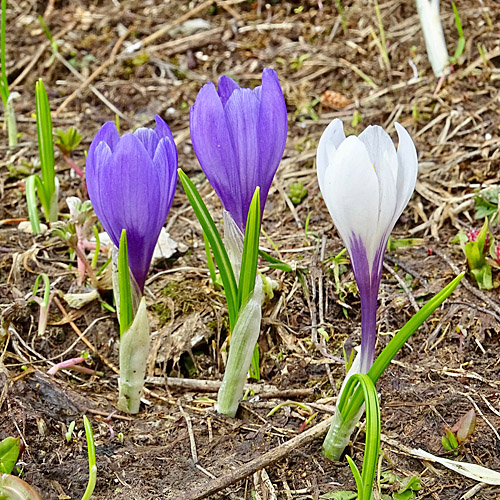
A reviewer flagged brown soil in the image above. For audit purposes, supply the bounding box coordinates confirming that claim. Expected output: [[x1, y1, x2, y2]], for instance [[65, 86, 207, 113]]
[[1, 1, 500, 499]]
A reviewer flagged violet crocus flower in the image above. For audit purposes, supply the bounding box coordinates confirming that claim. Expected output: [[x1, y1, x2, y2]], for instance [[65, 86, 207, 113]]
[[86, 115, 178, 291], [317, 119, 418, 373], [190, 68, 288, 230]]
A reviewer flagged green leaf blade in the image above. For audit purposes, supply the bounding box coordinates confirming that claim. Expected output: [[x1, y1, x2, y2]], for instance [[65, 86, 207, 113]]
[[238, 187, 261, 308], [178, 169, 238, 329]]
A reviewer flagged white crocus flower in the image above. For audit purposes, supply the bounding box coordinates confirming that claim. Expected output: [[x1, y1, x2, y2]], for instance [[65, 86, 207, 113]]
[[317, 119, 418, 373]]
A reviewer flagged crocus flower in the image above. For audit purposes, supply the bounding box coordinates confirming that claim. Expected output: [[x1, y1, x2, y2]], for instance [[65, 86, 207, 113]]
[[86, 115, 178, 291], [317, 119, 418, 373], [190, 68, 288, 230]]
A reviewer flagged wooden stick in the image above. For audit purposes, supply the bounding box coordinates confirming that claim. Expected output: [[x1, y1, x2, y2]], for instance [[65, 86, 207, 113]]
[[185, 416, 334, 500]]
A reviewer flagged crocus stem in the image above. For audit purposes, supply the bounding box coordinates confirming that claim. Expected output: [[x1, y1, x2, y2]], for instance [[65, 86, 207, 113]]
[[322, 353, 364, 460], [118, 297, 150, 414], [416, 0, 450, 77], [63, 154, 85, 180], [6, 94, 18, 149], [322, 405, 365, 460], [359, 284, 378, 374], [216, 279, 264, 417]]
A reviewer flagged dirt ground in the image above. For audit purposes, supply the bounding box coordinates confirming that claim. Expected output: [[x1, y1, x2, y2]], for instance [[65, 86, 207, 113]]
[[1, 0, 500, 499]]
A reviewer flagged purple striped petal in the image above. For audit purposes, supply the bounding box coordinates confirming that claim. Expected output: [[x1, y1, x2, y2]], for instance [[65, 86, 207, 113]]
[[217, 75, 240, 106], [190, 82, 242, 226], [190, 68, 288, 229], [86, 118, 178, 291]]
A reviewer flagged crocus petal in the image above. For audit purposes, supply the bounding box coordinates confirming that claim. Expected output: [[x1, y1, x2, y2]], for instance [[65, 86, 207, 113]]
[[101, 134, 163, 289], [224, 88, 261, 227], [322, 136, 380, 268], [358, 125, 399, 251], [217, 75, 240, 106], [317, 119, 419, 374], [86, 122, 120, 180], [154, 115, 176, 143], [133, 127, 160, 159], [190, 69, 287, 229], [87, 141, 116, 243], [316, 118, 346, 194], [87, 117, 178, 292], [190, 82, 242, 226], [394, 122, 418, 222], [256, 68, 288, 216], [153, 137, 178, 218]]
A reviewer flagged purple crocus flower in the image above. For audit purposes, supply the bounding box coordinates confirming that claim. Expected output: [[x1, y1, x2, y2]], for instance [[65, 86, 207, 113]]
[[190, 68, 288, 230], [317, 120, 418, 373], [86, 115, 178, 291]]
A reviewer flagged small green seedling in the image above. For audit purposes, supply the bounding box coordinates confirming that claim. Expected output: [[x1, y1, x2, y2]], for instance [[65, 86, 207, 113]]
[[0, 0, 18, 149], [55, 127, 83, 155], [288, 181, 308, 205], [30, 273, 52, 337], [0, 437, 20, 474], [26, 79, 59, 233], [351, 110, 363, 127], [474, 187, 498, 223], [289, 54, 310, 71], [442, 409, 476, 453], [461, 220, 494, 289], [65, 420, 76, 443], [449, 2, 466, 65], [81, 415, 97, 500], [379, 471, 422, 500], [386, 237, 424, 252], [55, 126, 85, 179]]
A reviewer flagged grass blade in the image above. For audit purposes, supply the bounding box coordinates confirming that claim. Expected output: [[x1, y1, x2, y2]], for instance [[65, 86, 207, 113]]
[[258, 248, 292, 272], [35, 79, 56, 222], [178, 169, 238, 329], [238, 187, 260, 308], [81, 416, 97, 500], [118, 229, 133, 336], [340, 374, 380, 500], [25, 175, 41, 234], [342, 272, 464, 422]]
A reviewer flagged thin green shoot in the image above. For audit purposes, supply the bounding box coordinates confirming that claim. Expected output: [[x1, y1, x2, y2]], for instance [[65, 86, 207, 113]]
[[1, 0, 18, 149], [203, 231, 221, 290], [248, 345, 260, 381], [118, 230, 133, 336], [65, 421, 76, 443], [91, 226, 100, 269], [31, 273, 52, 336], [267, 400, 312, 417], [81, 416, 97, 500], [238, 188, 260, 308], [304, 211, 320, 240], [373, 0, 390, 67], [115, 114, 120, 134], [340, 273, 464, 424], [96, 255, 112, 277], [27, 79, 58, 232], [38, 16, 58, 53], [25, 175, 41, 233], [178, 169, 238, 330], [100, 300, 116, 313], [260, 226, 279, 252], [342, 374, 380, 500], [335, 0, 347, 33], [258, 249, 292, 272], [477, 43, 489, 67], [450, 2, 466, 64]]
